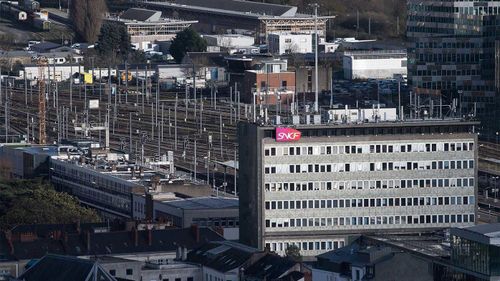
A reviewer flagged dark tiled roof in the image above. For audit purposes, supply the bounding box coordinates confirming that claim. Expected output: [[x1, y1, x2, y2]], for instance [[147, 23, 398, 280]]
[[243, 254, 298, 280], [121, 8, 159, 21], [187, 241, 258, 272], [30, 42, 61, 52], [280, 271, 304, 281], [18, 254, 116, 281], [1, 226, 224, 261]]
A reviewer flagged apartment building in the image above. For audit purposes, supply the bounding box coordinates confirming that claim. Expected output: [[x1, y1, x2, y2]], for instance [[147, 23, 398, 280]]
[[238, 114, 478, 256]]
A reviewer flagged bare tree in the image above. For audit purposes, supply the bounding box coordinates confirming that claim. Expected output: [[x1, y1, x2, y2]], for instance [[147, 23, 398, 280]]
[[70, 0, 107, 43]]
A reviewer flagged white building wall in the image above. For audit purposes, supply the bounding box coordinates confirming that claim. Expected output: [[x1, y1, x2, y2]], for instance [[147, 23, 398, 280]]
[[343, 56, 407, 80], [312, 268, 348, 281], [262, 136, 476, 256], [202, 267, 238, 281], [269, 33, 313, 55], [21, 65, 79, 81], [204, 35, 255, 48]]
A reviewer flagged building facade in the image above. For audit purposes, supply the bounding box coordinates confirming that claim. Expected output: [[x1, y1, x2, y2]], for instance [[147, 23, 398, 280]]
[[343, 50, 407, 80], [406, 0, 500, 135], [238, 118, 478, 256], [268, 33, 313, 55]]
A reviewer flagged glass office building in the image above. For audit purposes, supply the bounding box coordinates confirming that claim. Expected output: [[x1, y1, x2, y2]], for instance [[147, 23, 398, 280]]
[[407, 0, 500, 137], [450, 224, 500, 278]]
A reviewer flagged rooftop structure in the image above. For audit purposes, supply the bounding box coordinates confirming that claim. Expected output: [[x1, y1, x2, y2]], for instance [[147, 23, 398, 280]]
[[107, 8, 198, 51], [18, 254, 116, 281], [0, 223, 224, 262], [451, 223, 500, 247], [139, 0, 332, 43], [120, 8, 161, 22]]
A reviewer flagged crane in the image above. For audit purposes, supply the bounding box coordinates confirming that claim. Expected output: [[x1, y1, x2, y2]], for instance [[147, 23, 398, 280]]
[[37, 57, 47, 145]]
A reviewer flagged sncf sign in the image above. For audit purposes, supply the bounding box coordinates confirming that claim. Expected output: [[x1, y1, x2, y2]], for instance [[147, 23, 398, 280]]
[[276, 127, 301, 142]]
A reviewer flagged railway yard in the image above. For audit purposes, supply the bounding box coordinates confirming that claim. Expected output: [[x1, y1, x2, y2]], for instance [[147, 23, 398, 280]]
[[2, 79, 244, 193]]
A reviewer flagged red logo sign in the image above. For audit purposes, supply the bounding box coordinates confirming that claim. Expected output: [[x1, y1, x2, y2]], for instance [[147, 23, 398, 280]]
[[276, 127, 301, 142]]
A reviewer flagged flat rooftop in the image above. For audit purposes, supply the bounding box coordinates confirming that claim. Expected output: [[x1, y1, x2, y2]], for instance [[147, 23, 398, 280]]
[[254, 117, 480, 130], [451, 223, 500, 246], [367, 234, 450, 258], [161, 197, 239, 210]]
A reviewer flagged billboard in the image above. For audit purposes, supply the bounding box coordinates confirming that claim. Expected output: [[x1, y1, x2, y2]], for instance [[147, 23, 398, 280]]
[[276, 127, 301, 142]]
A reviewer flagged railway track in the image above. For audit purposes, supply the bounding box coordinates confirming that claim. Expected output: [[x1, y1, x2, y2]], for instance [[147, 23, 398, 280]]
[[3, 83, 246, 191]]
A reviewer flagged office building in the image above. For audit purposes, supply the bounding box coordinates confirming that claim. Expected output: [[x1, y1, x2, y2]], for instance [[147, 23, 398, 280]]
[[238, 114, 478, 256], [450, 223, 500, 279], [407, 0, 500, 135]]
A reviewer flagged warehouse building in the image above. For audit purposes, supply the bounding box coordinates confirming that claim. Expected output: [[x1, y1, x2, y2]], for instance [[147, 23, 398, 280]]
[[343, 50, 407, 80], [139, 0, 331, 44], [238, 114, 478, 256]]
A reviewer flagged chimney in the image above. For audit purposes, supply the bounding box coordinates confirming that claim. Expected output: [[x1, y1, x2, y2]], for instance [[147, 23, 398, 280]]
[[147, 228, 152, 246], [191, 224, 200, 243]]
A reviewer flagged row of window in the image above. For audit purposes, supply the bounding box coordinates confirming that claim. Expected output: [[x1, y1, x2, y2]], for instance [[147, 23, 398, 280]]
[[265, 213, 475, 229], [265, 177, 475, 192], [264, 142, 474, 156], [265, 195, 475, 210], [265, 160, 475, 174], [265, 240, 346, 253]]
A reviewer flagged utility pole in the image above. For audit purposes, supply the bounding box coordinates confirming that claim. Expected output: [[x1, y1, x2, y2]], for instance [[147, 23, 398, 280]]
[[194, 138, 197, 183], [311, 3, 320, 113], [368, 17, 371, 36], [174, 94, 178, 150]]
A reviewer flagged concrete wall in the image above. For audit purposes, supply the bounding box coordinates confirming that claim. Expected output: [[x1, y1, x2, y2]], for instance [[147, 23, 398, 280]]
[[295, 65, 332, 93], [141, 263, 202, 281], [268, 33, 312, 55], [99, 261, 142, 281], [343, 56, 407, 80], [238, 123, 265, 249], [312, 268, 348, 281]]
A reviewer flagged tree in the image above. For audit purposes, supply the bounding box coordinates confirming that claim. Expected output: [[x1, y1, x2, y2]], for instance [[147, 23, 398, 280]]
[[285, 244, 302, 262], [169, 28, 207, 63], [0, 179, 100, 229], [70, 0, 107, 43], [96, 22, 132, 65]]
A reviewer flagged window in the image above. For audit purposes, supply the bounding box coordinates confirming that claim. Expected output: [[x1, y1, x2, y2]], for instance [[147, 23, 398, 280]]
[[126, 269, 133, 275], [109, 270, 116, 276]]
